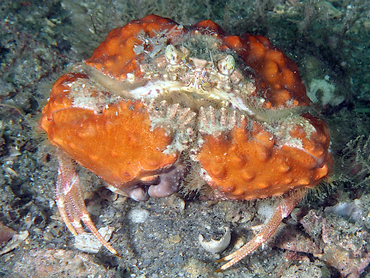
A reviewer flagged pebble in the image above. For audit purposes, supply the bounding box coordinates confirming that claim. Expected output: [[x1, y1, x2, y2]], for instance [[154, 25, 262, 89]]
[[127, 208, 150, 223]]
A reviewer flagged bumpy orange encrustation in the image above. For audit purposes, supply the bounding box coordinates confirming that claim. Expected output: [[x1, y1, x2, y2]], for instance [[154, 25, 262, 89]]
[[198, 114, 331, 200], [41, 73, 177, 187], [39, 14, 333, 270]]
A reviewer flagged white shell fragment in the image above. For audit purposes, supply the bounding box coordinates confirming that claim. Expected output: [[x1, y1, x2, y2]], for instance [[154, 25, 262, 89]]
[[198, 227, 231, 254], [74, 226, 114, 253], [0, 230, 29, 255]]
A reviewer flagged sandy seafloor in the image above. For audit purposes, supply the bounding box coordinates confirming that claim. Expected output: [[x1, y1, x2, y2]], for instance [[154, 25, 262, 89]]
[[1, 0, 370, 277]]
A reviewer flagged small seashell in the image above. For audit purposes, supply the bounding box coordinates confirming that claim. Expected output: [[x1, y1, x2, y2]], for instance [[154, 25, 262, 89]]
[[165, 45, 183, 65], [199, 227, 231, 254], [217, 55, 235, 75]]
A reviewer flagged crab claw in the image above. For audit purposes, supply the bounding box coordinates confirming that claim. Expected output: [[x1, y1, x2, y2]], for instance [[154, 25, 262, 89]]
[[55, 148, 118, 256], [215, 188, 307, 272]]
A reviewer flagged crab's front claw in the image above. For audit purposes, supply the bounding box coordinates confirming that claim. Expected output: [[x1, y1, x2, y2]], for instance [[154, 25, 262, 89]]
[[216, 188, 307, 272], [55, 149, 118, 255]]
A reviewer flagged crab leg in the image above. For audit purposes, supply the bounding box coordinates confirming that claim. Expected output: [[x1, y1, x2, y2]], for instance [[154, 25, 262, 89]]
[[55, 149, 118, 255], [56, 161, 83, 236], [215, 188, 307, 272]]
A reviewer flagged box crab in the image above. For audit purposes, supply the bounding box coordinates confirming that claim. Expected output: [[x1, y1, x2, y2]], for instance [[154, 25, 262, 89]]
[[39, 15, 333, 271]]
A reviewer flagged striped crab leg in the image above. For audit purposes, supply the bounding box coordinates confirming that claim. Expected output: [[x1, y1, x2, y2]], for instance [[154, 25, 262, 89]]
[[216, 188, 307, 272], [55, 148, 118, 255]]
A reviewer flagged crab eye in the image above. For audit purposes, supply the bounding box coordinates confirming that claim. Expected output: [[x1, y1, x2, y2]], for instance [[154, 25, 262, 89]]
[[165, 45, 182, 65], [217, 55, 235, 75]]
